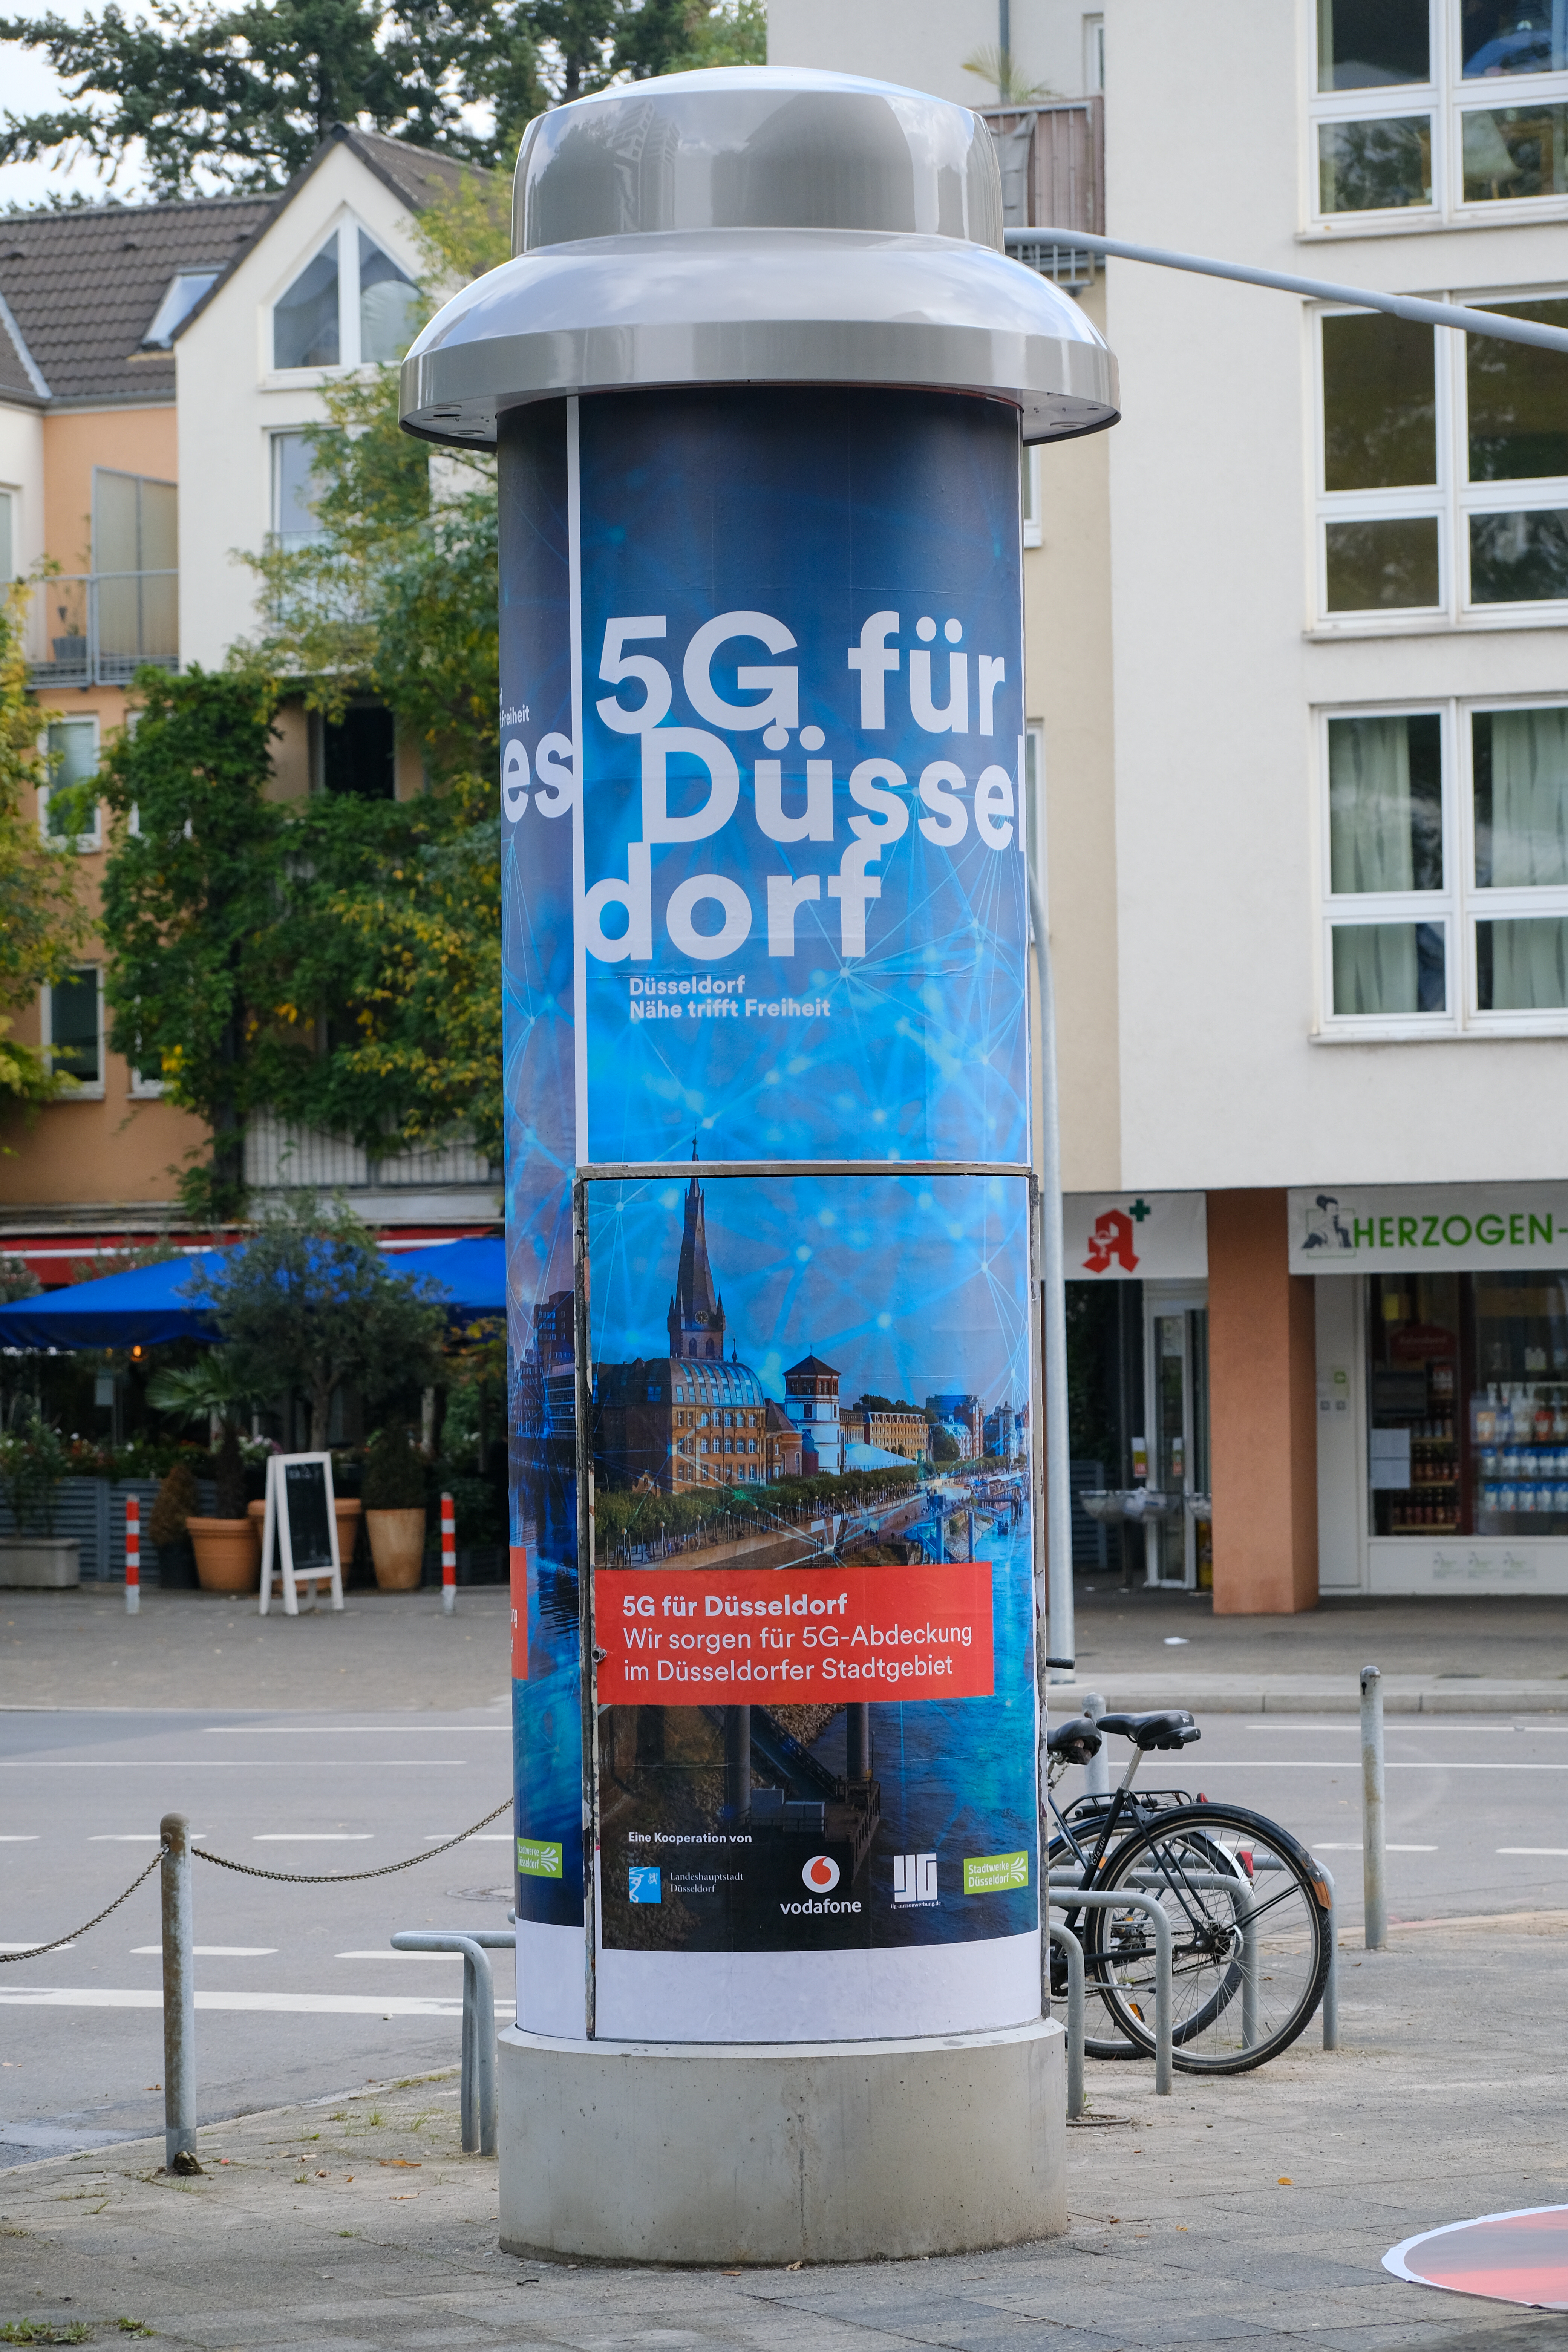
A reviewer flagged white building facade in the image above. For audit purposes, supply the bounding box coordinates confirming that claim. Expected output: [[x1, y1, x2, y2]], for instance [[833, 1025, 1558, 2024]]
[[771, 0, 1568, 1610]]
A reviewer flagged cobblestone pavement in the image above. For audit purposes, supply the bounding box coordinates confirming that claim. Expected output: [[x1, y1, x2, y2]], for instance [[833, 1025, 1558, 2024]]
[[3, 1922, 1567, 2350]]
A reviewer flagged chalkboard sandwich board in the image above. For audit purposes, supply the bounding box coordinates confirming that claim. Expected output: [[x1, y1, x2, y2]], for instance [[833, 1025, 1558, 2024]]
[[259, 1452, 345, 1616]]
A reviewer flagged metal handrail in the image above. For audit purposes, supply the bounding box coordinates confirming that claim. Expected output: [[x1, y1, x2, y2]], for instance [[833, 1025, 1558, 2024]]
[[26, 570, 179, 689]]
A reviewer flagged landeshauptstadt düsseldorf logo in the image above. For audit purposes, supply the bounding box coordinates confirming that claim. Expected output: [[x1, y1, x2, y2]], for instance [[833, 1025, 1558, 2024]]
[[779, 1853, 862, 1917]]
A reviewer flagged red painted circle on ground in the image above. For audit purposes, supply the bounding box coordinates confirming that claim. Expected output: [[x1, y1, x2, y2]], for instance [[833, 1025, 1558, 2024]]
[[1386, 2207, 1568, 2309]]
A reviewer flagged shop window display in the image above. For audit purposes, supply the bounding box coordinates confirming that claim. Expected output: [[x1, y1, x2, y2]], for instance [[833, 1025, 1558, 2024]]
[[1370, 1269, 1568, 1533]]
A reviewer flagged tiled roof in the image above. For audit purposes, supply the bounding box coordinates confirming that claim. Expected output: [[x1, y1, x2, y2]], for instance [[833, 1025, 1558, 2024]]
[[0, 127, 506, 408], [0, 195, 273, 405]]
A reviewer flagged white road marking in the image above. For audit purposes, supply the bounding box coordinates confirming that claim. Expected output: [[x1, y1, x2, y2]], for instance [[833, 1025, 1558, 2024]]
[[1243, 1723, 1513, 1733], [1, 1761, 467, 1769], [203, 1725, 508, 1734], [0, 1835, 38, 1842], [0, 1989, 517, 2016], [1498, 1846, 1568, 1854], [1168, 1761, 1568, 1770], [130, 1946, 277, 1957], [1312, 1842, 1437, 1851], [421, 1833, 511, 1842], [254, 1833, 373, 1842], [334, 1950, 463, 1960], [0, 1941, 72, 1952]]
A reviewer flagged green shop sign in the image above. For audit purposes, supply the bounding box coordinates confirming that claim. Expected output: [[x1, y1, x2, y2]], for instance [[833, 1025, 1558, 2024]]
[[1288, 1186, 1568, 1276]]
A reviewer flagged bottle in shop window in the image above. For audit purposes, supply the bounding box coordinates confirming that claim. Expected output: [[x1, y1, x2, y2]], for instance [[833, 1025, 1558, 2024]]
[[1537, 1401, 1554, 1442]]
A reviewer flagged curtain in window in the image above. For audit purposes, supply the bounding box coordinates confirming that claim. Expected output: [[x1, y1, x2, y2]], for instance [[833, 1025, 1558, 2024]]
[[1488, 708, 1568, 884], [1487, 916, 1568, 1009], [1329, 715, 1417, 1009]]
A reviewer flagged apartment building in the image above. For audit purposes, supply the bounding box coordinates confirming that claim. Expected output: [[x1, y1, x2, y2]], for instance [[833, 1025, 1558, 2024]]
[[0, 129, 502, 1283], [770, 0, 1568, 1610]]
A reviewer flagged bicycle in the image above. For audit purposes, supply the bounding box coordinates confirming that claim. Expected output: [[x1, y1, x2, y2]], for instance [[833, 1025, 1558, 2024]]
[[1044, 1709, 1332, 2075]]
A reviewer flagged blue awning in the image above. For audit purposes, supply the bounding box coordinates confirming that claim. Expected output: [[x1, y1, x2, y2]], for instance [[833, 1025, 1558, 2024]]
[[0, 1233, 505, 1351]]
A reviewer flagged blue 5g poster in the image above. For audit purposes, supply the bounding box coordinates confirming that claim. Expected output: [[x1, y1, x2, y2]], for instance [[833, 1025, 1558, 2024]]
[[499, 385, 1039, 2041]]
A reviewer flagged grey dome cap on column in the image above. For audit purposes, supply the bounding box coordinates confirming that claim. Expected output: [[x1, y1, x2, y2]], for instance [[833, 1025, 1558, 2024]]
[[399, 65, 1118, 449]]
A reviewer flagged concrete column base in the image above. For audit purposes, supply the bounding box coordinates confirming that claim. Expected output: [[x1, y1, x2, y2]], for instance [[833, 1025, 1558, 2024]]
[[497, 2017, 1065, 2264]]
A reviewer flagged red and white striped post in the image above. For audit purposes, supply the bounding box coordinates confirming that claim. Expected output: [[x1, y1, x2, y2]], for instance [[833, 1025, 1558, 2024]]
[[441, 1491, 456, 1615], [124, 1493, 140, 1616]]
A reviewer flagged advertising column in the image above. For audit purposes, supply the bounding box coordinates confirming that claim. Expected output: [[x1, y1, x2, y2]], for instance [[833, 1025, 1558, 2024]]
[[403, 61, 1119, 2257]]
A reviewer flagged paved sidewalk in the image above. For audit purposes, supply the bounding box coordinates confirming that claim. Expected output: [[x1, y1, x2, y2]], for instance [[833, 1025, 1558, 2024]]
[[4, 1919, 1568, 2348]]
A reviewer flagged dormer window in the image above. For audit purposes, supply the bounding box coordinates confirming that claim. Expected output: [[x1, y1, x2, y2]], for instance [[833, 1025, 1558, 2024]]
[[141, 268, 219, 350], [272, 226, 418, 372]]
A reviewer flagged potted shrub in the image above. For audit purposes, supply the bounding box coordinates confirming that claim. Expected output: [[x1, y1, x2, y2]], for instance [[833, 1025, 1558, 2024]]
[[148, 1457, 200, 1589], [147, 1358, 259, 1594], [0, 1406, 79, 1588], [362, 1423, 427, 1591]]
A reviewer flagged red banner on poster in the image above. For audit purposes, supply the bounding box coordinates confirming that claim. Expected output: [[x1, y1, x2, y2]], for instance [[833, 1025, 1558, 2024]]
[[594, 1560, 995, 1705]]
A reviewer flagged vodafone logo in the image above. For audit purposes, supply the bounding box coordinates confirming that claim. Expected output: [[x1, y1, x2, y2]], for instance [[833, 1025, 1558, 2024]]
[[802, 1854, 840, 1893]]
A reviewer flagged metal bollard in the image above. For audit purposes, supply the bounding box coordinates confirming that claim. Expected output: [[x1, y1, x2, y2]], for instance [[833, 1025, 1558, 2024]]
[[390, 1929, 512, 2155], [1047, 1920, 1085, 2118], [125, 1494, 140, 1617], [159, 1813, 200, 2174], [1317, 1861, 1338, 2050], [1049, 1880, 1172, 2093], [1361, 1663, 1387, 1950], [1083, 1690, 1109, 1799], [441, 1492, 456, 1616]]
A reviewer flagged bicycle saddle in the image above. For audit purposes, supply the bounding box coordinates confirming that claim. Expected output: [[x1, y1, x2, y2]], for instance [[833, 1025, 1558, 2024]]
[[1095, 1709, 1200, 1751], [1046, 1717, 1103, 1764]]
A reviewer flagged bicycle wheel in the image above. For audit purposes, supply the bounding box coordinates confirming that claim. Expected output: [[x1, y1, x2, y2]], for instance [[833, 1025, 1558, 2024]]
[[1081, 1803, 1331, 2075], [1047, 1834, 1143, 2060]]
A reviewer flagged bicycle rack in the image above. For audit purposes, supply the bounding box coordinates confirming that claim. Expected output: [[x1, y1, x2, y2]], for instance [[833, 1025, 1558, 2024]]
[[390, 1929, 514, 2155], [1046, 1922, 1086, 2117], [1048, 1882, 1172, 2094]]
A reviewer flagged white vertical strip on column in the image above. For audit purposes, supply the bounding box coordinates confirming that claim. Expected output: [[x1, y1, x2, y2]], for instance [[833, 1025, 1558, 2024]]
[[567, 395, 588, 1159]]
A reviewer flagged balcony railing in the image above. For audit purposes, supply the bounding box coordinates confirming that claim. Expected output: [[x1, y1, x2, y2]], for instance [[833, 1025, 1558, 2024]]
[[26, 571, 179, 689], [980, 97, 1105, 286]]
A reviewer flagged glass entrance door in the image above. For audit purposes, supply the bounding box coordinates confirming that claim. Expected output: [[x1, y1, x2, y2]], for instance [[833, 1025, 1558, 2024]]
[[1143, 1285, 1210, 1587]]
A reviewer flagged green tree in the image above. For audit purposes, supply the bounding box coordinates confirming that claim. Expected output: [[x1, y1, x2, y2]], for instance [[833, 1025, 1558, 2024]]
[[0, 0, 547, 194], [0, 0, 760, 196], [95, 667, 280, 1219], [203, 1193, 445, 1448], [0, 579, 90, 1124]]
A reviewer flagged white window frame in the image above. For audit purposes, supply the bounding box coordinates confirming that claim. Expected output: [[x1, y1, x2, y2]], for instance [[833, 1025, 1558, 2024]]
[[37, 713, 101, 851], [1083, 13, 1104, 93], [42, 963, 105, 1097], [0, 482, 15, 582], [1317, 692, 1568, 1037], [265, 211, 417, 382], [1307, 0, 1568, 231], [1313, 289, 1568, 634], [1021, 442, 1042, 547]]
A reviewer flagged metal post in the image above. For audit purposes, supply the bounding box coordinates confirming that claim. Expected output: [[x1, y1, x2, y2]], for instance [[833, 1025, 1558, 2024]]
[[159, 1813, 199, 2174], [1083, 1691, 1109, 1799], [847, 1703, 871, 1783], [124, 1494, 139, 1617], [441, 1491, 456, 1615], [1048, 1882, 1171, 2093], [1047, 1920, 1084, 2117], [1240, 1893, 1258, 2049], [1318, 1862, 1338, 2051], [1361, 1664, 1387, 1950], [391, 1931, 507, 2156], [1027, 857, 1074, 1681]]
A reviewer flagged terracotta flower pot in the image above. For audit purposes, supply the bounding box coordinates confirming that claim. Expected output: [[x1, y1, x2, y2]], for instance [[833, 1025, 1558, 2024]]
[[365, 1506, 426, 1591], [187, 1516, 261, 1594]]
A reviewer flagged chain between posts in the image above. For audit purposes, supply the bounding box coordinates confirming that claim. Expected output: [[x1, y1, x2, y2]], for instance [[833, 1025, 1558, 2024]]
[[189, 1797, 512, 1885], [0, 1847, 167, 1963], [1, 1800, 515, 1958]]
